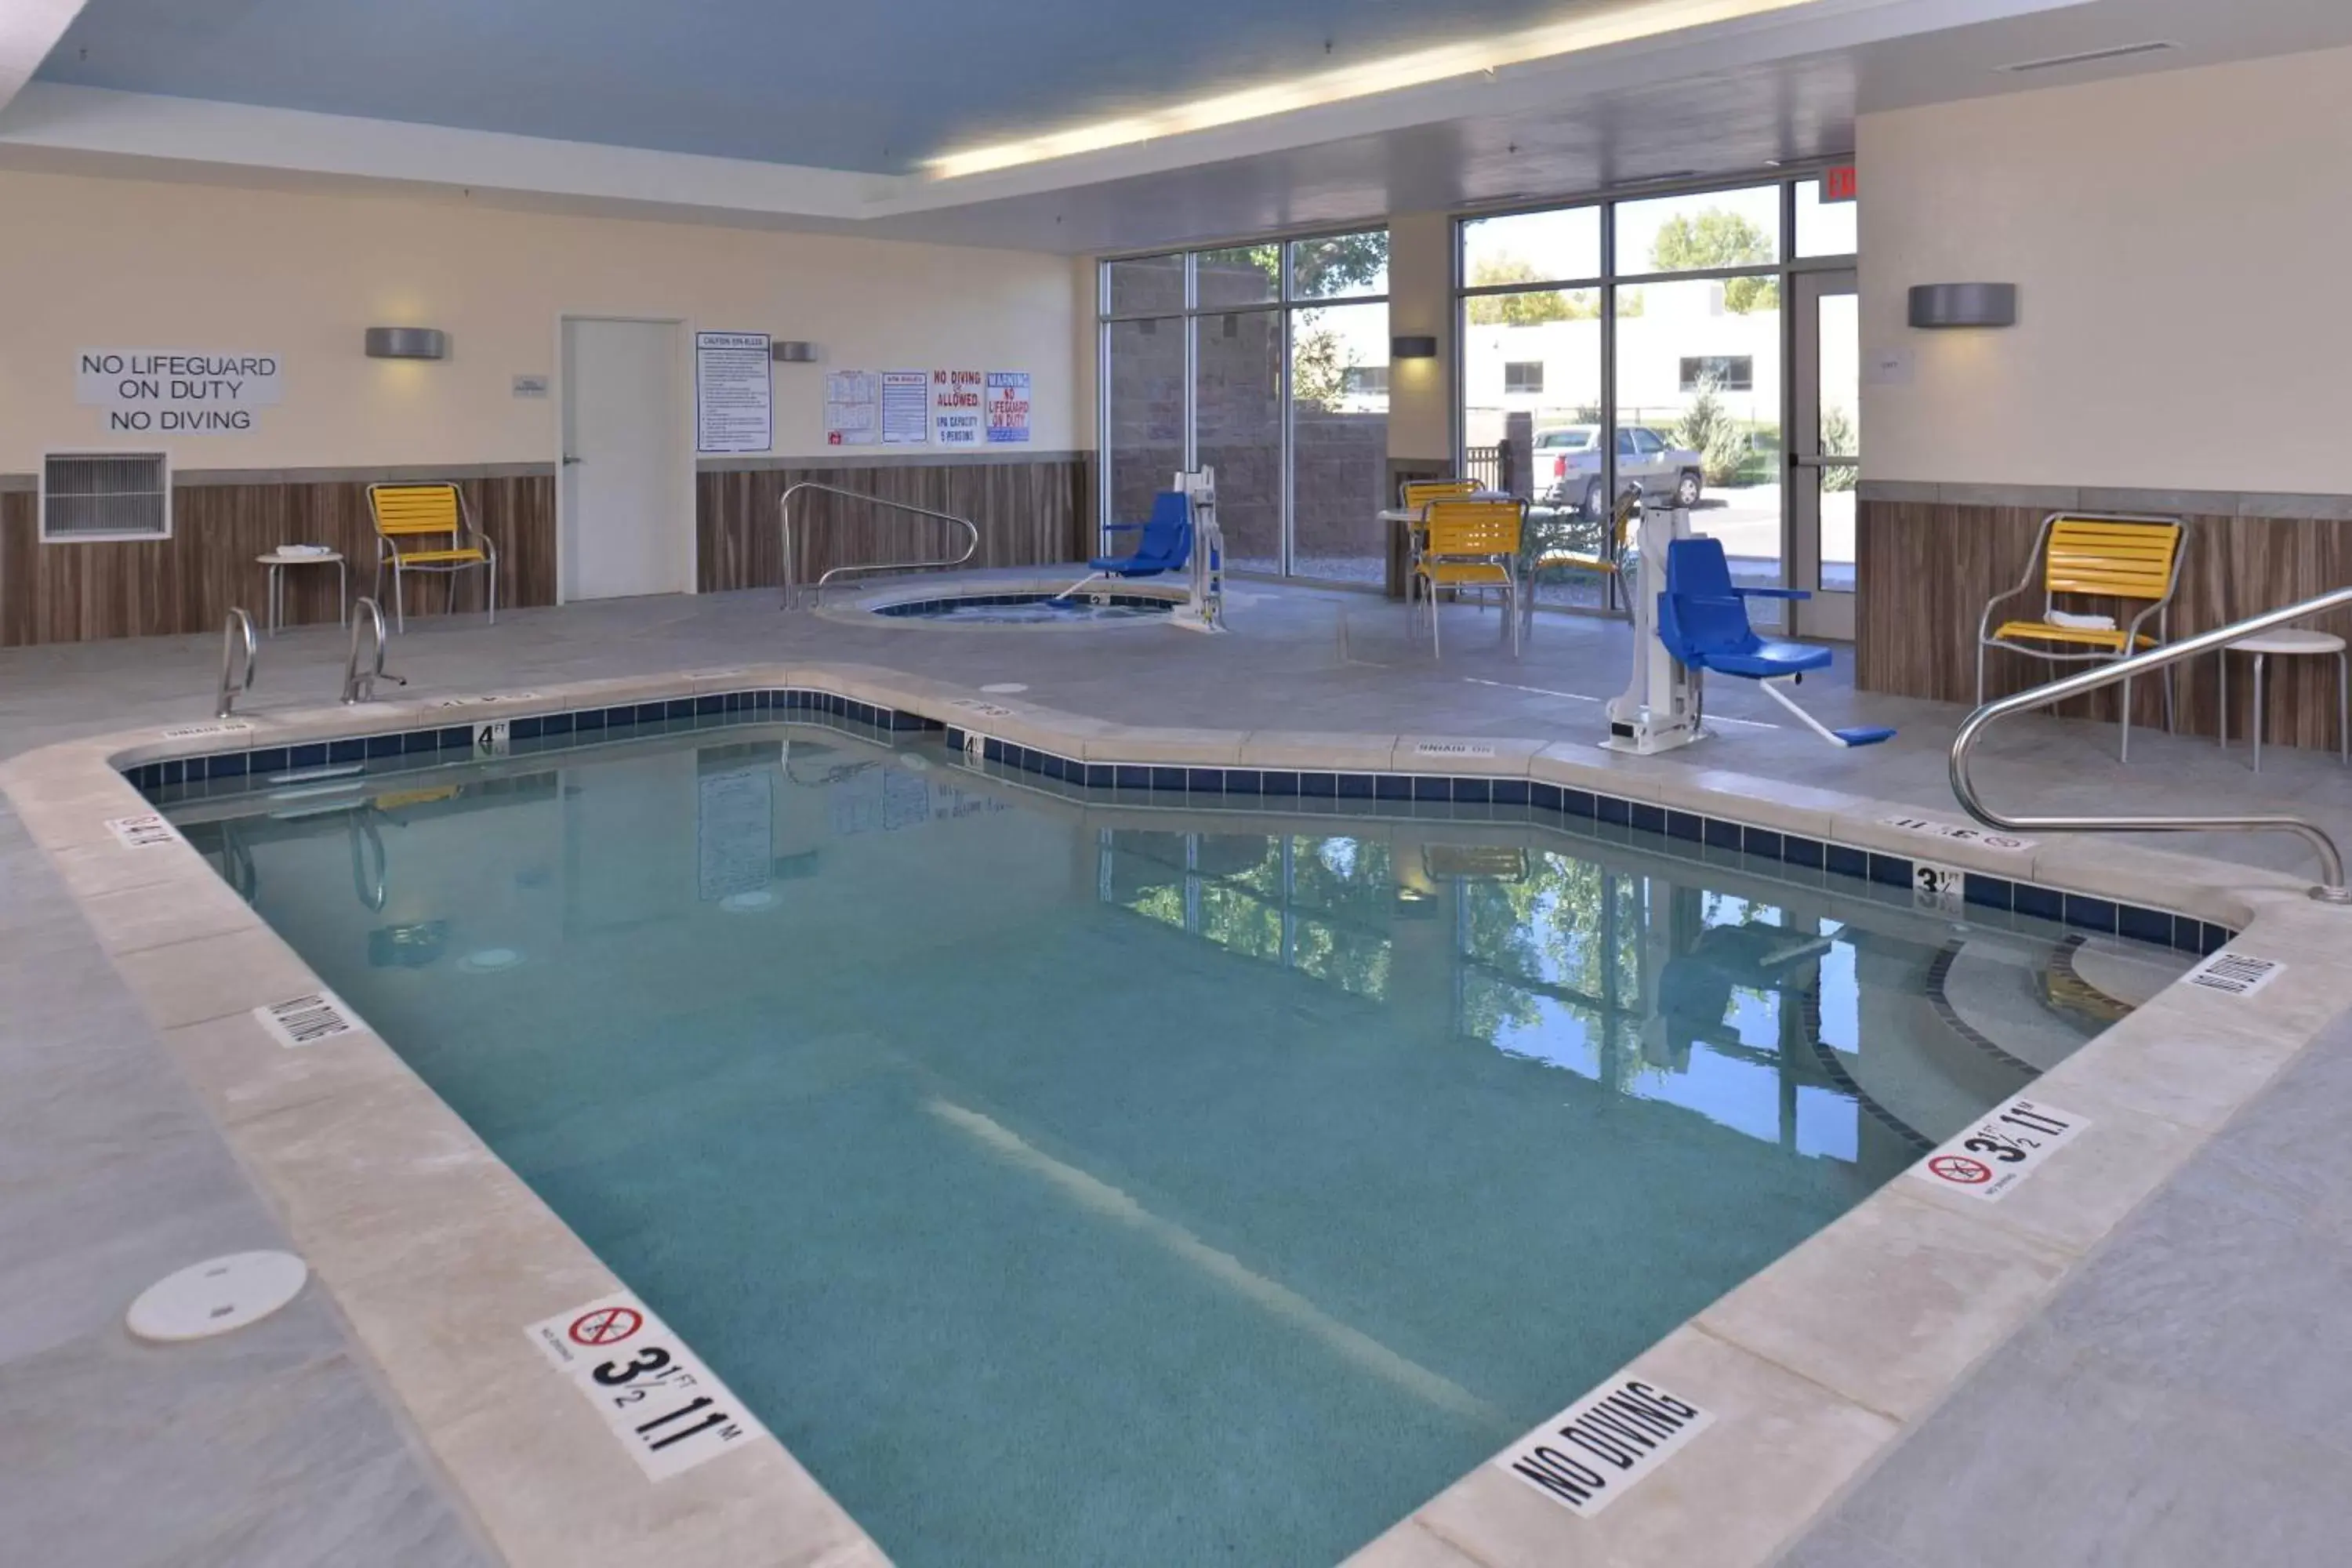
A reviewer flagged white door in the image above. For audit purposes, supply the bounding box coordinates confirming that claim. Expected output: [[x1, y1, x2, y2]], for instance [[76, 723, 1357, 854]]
[[560, 318, 690, 601]]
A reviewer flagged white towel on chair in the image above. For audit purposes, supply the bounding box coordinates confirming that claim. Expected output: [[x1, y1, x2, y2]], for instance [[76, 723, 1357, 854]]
[[2047, 609, 2116, 631]]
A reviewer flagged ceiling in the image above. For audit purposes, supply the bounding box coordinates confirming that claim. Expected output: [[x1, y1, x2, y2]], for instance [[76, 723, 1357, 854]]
[[5, 0, 2350, 254], [34, 0, 1626, 174]]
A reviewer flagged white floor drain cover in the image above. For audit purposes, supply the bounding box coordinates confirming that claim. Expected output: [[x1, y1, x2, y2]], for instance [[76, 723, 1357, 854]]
[[979, 682, 1029, 694], [127, 1251, 308, 1342]]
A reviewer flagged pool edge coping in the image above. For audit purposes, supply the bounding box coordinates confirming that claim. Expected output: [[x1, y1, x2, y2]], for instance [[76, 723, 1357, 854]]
[[2, 660, 2346, 1568]]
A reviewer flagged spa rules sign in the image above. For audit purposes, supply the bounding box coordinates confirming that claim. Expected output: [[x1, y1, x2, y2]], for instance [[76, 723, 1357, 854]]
[[77, 349, 284, 434]]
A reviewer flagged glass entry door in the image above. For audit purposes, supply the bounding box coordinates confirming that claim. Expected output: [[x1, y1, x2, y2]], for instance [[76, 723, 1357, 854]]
[[1789, 269, 1859, 641]]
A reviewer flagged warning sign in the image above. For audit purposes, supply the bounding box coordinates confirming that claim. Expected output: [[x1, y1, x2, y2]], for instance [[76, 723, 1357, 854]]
[[528, 1291, 768, 1481], [569, 1305, 643, 1346], [1927, 1154, 1993, 1186], [107, 814, 178, 851], [1498, 1376, 1715, 1516], [1878, 812, 2034, 854], [1911, 1097, 2088, 1203]]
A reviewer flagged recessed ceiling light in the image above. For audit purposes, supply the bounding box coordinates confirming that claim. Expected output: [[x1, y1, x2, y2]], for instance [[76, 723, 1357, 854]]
[[720, 889, 780, 913], [926, 0, 1820, 178], [1999, 41, 2176, 74], [459, 947, 524, 973]]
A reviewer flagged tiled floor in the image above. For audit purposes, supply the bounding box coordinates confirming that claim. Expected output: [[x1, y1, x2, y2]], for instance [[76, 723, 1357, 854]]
[[0, 804, 492, 1568], [2, 572, 2348, 1566], [1777, 1008, 2352, 1568]]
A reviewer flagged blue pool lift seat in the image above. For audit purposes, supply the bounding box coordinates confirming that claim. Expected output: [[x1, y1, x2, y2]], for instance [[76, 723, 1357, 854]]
[[1657, 536, 1896, 748], [1057, 489, 1194, 601], [1090, 490, 1193, 578]]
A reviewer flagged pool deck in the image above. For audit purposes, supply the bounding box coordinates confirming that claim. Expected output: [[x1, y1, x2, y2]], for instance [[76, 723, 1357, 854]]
[[4, 572, 2350, 1567]]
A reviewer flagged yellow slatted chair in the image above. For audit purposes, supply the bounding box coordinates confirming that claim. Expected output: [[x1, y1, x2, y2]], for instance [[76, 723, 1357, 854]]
[[1398, 477, 1481, 590], [1977, 513, 2186, 760], [1412, 498, 1524, 659], [368, 482, 499, 633], [1523, 483, 1640, 629], [1399, 477, 1478, 511]]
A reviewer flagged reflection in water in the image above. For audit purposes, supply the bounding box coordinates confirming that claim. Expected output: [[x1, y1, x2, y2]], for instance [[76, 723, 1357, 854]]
[[1099, 829, 1954, 1161]]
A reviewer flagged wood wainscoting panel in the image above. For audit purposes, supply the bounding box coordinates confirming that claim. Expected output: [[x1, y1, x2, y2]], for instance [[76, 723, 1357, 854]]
[[1859, 500, 2352, 753], [0, 474, 556, 646], [698, 457, 1091, 595]]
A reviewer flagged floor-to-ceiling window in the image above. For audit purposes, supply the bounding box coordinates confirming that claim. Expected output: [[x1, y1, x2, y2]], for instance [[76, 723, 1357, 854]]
[[1099, 229, 1389, 583], [1458, 172, 1857, 620]]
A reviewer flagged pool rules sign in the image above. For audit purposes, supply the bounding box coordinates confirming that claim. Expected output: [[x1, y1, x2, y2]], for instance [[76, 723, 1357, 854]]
[[77, 349, 283, 434]]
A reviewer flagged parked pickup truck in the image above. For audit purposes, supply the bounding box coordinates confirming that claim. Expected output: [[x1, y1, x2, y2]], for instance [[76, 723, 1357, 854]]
[[1535, 425, 1703, 516]]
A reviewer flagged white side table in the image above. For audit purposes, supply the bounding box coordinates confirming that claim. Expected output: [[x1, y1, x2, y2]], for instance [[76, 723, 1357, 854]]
[[256, 549, 347, 637], [2218, 629, 2349, 771]]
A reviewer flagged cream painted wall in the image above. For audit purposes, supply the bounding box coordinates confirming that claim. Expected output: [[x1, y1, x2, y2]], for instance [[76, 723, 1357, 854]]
[[1860, 45, 2352, 493], [0, 168, 1082, 474], [1385, 210, 1454, 462]]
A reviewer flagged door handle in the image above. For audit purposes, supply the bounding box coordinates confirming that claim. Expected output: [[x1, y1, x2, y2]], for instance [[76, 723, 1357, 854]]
[[561, 454, 583, 466]]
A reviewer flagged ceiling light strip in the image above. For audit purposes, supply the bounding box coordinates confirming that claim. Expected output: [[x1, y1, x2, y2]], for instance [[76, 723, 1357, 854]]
[[924, 0, 1817, 180]]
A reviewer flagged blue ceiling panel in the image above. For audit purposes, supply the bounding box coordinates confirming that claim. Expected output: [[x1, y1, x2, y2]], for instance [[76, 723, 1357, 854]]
[[38, 0, 1602, 173]]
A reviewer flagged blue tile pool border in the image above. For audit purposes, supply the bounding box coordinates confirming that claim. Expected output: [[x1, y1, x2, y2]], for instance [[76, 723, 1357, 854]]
[[121, 688, 2229, 958]]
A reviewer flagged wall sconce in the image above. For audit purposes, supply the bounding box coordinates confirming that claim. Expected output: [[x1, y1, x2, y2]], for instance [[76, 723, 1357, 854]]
[[365, 327, 448, 360], [1908, 284, 2017, 329], [771, 340, 820, 363], [1391, 334, 1439, 360]]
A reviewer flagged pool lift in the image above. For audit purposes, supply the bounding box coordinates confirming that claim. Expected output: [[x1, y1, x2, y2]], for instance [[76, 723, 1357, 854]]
[[1604, 492, 1893, 755], [1051, 468, 1225, 632], [1169, 467, 1225, 634]]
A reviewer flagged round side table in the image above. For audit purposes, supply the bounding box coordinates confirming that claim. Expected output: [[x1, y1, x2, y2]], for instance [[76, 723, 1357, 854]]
[[2218, 629, 2349, 772], [256, 549, 347, 637]]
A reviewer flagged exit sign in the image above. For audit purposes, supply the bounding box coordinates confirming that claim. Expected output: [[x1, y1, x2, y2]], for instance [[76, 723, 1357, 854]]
[[1822, 165, 1858, 203]]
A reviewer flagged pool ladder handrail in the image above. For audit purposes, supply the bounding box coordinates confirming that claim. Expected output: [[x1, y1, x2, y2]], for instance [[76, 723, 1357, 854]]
[[779, 481, 979, 609], [342, 597, 406, 703], [1951, 583, 2352, 904], [216, 608, 257, 718]]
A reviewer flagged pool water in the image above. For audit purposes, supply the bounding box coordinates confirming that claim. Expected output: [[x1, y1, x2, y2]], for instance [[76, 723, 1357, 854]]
[[172, 721, 2172, 1566], [872, 590, 1175, 624]]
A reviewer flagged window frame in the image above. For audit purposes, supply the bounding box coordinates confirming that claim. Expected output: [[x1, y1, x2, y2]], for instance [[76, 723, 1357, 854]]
[[1450, 165, 1858, 617], [1098, 226, 1392, 580]]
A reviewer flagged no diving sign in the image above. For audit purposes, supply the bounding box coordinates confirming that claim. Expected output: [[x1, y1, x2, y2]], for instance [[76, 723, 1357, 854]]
[[1499, 1376, 1715, 1516], [568, 1305, 642, 1346], [528, 1292, 767, 1481], [1910, 1097, 2089, 1203]]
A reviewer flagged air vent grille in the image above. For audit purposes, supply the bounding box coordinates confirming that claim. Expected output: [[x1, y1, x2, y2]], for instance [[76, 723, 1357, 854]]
[[41, 451, 171, 542], [2000, 41, 2177, 74]]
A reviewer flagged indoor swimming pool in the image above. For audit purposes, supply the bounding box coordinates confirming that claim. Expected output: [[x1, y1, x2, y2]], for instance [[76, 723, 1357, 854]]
[[158, 713, 2189, 1566]]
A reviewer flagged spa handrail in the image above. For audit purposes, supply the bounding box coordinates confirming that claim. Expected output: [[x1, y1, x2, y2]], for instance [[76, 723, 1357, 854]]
[[779, 482, 979, 608], [216, 608, 257, 718], [1951, 584, 2352, 904]]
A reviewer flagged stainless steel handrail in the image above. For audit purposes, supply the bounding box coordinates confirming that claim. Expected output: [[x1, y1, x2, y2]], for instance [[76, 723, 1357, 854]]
[[1951, 585, 2352, 903], [342, 597, 405, 703], [779, 482, 979, 608], [217, 608, 257, 717]]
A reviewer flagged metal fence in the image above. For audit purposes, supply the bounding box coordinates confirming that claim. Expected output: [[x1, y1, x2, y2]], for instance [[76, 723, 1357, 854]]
[[1464, 445, 1503, 492]]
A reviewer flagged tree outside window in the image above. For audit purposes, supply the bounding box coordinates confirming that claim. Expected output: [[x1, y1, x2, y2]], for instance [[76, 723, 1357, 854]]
[[1650, 212, 1780, 313]]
